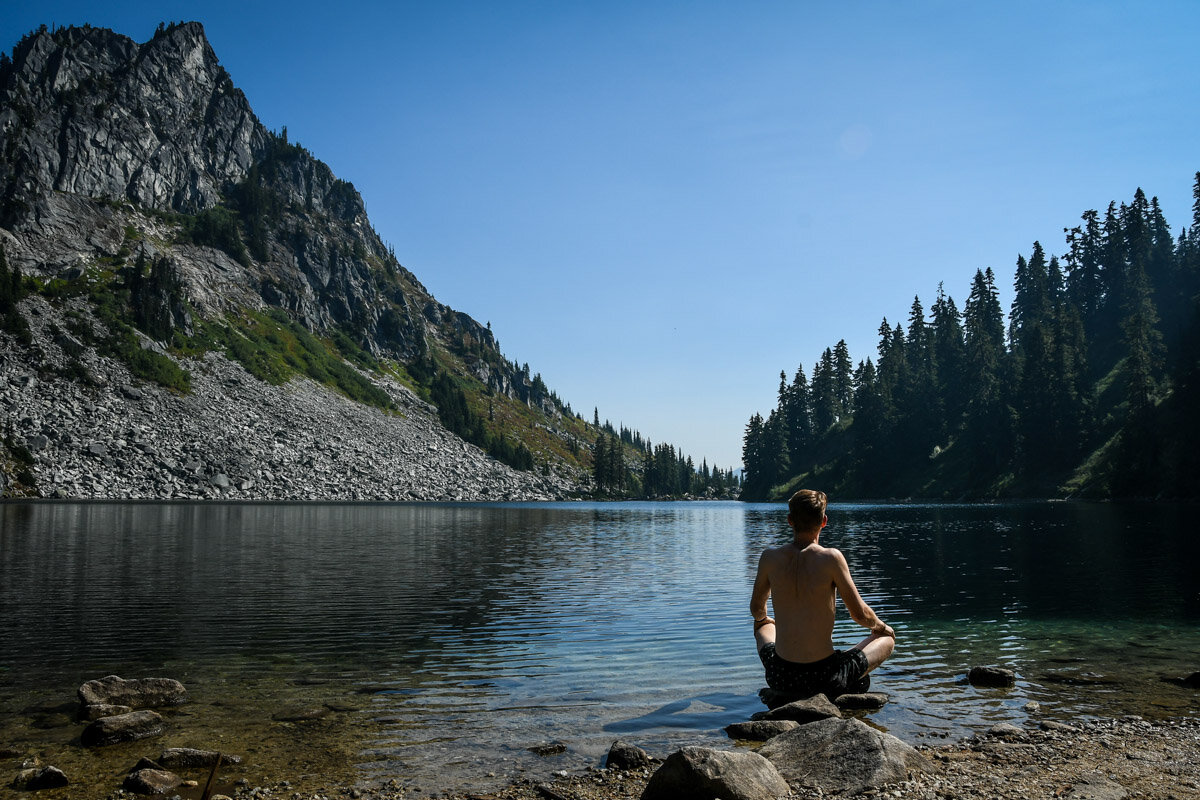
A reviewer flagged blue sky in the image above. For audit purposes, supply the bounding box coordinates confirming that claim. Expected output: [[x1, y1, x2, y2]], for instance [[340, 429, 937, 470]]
[[4, 2, 1199, 470]]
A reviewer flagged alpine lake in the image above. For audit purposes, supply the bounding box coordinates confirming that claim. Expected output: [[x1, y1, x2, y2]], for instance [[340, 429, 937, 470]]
[[2, 500, 1198, 798]]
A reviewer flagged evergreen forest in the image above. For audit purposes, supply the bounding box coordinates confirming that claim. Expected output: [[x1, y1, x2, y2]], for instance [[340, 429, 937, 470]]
[[741, 174, 1200, 501], [590, 414, 740, 499]]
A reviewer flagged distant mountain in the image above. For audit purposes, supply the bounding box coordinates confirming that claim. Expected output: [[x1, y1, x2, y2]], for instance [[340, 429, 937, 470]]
[[0, 21, 603, 499]]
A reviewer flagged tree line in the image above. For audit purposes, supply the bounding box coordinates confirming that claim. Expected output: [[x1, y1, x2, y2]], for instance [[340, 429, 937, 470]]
[[591, 416, 740, 498], [743, 174, 1200, 500]]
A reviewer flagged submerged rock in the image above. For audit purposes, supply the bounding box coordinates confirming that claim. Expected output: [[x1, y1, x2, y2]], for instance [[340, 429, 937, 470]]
[[641, 746, 790, 800], [11, 766, 69, 790], [158, 748, 241, 768], [968, 666, 1016, 688], [79, 702, 133, 721], [271, 706, 330, 722], [78, 675, 188, 709], [528, 743, 567, 756], [834, 692, 889, 710], [80, 709, 165, 747], [123, 767, 182, 795]]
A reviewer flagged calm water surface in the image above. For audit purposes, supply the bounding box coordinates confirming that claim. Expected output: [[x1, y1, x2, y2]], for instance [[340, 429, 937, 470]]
[[2, 501, 1198, 795]]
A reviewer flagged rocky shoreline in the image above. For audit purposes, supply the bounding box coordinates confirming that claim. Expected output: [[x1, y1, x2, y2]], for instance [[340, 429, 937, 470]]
[[6, 671, 1198, 800], [1, 294, 580, 502], [375, 715, 1200, 800]]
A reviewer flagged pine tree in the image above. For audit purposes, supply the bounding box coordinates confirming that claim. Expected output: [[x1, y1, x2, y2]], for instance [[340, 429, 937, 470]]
[[850, 358, 889, 492], [811, 349, 837, 432], [593, 434, 609, 488], [1065, 209, 1105, 337], [963, 267, 1013, 482], [898, 295, 939, 459], [833, 340, 854, 417], [931, 284, 967, 434], [1118, 257, 1165, 495], [784, 365, 812, 470], [741, 413, 766, 497]]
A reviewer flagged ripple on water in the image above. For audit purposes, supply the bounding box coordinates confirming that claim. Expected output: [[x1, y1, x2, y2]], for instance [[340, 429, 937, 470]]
[[1, 500, 1198, 797]]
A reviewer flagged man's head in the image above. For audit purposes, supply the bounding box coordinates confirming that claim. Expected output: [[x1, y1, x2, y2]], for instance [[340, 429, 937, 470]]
[[787, 489, 828, 535]]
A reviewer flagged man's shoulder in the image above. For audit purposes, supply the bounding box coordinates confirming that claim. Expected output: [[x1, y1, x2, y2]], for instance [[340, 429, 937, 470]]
[[808, 544, 847, 567]]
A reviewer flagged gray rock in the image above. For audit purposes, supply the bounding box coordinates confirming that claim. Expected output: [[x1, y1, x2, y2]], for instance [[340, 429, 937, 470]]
[[11, 766, 69, 790], [1066, 771, 1128, 800], [988, 722, 1029, 740], [78, 675, 188, 709], [1041, 720, 1081, 733], [210, 472, 231, 488], [80, 709, 165, 746], [758, 717, 930, 795], [79, 702, 133, 721], [271, 706, 330, 722], [834, 692, 889, 710], [606, 740, 653, 770], [528, 743, 567, 756], [752, 693, 842, 723], [158, 748, 241, 769], [724, 720, 800, 742], [968, 665, 1016, 687], [123, 767, 182, 795], [641, 746, 790, 800]]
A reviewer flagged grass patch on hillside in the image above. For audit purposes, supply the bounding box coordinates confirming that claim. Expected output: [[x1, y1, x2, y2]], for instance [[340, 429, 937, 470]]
[[36, 267, 193, 393], [193, 309, 394, 411]]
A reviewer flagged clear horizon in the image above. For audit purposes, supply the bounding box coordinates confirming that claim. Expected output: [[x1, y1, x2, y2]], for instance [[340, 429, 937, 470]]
[[3, 1, 1198, 471]]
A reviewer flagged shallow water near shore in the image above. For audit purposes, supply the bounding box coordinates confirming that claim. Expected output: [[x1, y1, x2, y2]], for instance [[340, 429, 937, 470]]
[[1, 500, 1198, 797]]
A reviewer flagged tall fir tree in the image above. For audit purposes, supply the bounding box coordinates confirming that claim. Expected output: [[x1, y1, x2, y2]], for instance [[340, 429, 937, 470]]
[[963, 267, 1013, 482]]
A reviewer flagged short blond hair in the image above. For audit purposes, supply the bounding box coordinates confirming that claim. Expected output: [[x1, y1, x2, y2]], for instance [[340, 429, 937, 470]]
[[788, 489, 827, 532]]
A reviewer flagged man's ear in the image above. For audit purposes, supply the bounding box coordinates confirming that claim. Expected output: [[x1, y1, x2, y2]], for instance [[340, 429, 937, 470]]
[[821, 515, 828, 528]]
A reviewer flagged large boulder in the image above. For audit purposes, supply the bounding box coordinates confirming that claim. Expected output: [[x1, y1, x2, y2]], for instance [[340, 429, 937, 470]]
[[78, 675, 187, 709], [80, 710, 165, 747], [641, 747, 790, 800], [758, 717, 930, 795]]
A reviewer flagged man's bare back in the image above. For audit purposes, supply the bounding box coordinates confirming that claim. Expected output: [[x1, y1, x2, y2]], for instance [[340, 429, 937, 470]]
[[752, 541, 845, 662], [750, 490, 895, 697]]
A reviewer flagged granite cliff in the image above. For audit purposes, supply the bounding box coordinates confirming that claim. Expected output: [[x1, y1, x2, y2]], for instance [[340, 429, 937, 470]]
[[0, 22, 595, 499]]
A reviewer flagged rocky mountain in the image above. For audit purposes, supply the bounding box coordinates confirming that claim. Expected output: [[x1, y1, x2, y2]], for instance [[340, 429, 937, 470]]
[[0, 21, 597, 499]]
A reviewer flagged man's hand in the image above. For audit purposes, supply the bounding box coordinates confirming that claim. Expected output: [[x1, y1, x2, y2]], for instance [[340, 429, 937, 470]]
[[871, 621, 895, 638]]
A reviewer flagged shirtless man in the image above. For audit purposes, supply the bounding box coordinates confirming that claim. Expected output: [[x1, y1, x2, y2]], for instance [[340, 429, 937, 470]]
[[750, 489, 895, 699]]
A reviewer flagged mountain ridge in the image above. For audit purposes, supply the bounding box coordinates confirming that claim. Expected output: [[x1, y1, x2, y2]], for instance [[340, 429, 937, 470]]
[[0, 21, 601, 499]]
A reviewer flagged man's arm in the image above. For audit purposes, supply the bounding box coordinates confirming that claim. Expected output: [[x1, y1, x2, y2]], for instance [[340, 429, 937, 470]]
[[829, 548, 894, 637], [750, 550, 773, 623]]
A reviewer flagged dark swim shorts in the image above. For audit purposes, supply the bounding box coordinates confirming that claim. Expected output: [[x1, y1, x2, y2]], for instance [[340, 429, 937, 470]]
[[758, 643, 870, 699]]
